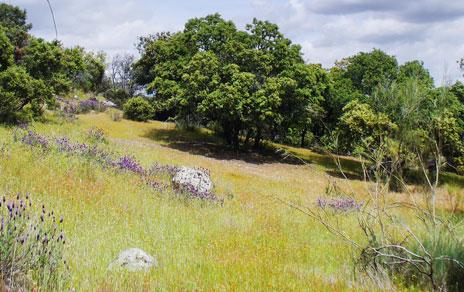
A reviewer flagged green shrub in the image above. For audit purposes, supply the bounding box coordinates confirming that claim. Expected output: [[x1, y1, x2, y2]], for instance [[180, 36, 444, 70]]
[[0, 28, 13, 71], [0, 66, 52, 123], [123, 97, 154, 122]]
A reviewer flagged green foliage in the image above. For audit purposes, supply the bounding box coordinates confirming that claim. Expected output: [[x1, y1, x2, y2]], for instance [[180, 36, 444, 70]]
[[450, 81, 464, 104], [343, 49, 398, 95], [0, 28, 14, 71], [338, 99, 396, 154], [0, 3, 31, 48], [0, 66, 51, 122], [279, 64, 330, 146], [323, 66, 363, 129], [398, 60, 434, 88], [21, 38, 70, 94], [123, 97, 154, 122], [81, 51, 106, 92]]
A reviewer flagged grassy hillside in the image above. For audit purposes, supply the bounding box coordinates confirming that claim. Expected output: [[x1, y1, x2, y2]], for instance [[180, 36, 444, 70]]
[[0, 112, 462, 290]]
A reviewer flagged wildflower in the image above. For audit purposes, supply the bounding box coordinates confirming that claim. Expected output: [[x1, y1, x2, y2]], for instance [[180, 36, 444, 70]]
[[116, 156, 145, 175], [316, 197, 363, 212]]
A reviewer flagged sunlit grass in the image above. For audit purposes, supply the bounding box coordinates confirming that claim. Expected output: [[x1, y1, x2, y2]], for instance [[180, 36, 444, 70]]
[[0, 112, 461, 290]]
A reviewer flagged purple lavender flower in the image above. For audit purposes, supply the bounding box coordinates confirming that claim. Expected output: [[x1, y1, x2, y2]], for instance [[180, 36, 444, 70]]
[[176, 182, 222, 202], [78, 98, 107, 113], [316, 197, 363, 212], [116, 156, 145, 175], [149, 163, 179, 176], [20, 131, 49, 149]]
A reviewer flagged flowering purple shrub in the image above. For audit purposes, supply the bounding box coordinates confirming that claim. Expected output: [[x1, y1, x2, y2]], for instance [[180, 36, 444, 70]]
[[55, 136, 115, 167], [116, 156, 145, 175], [20, 130, 49, 149], [0, 193, 68, 289], [317, 197, 363, 212], [145, 180, 169, 192], [78, 98, 107, 113], [148, 163, 179, 176], [176, 182, 222, 203]]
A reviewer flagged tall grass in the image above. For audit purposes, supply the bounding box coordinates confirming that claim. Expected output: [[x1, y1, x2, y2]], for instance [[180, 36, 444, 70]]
[[0, 113, 461, 290]]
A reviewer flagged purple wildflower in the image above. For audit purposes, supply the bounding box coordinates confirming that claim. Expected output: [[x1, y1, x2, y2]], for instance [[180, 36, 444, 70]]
[[116, 156, 145, 175], [149, 163, 179, 176], [20, 131, 49, 149], [316, 197, 363, 212]]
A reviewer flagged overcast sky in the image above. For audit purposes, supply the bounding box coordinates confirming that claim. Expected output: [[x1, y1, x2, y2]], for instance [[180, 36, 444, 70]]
[[5, 0, 464, 85]]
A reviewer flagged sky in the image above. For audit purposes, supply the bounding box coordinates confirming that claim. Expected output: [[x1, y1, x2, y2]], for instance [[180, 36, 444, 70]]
[[5, 0, 464, 85]]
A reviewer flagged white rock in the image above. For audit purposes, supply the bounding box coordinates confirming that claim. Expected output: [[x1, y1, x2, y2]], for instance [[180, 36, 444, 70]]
[[103, 100, 117, 107], [172, 167, 213, 194], [108, 248, 157, 272]]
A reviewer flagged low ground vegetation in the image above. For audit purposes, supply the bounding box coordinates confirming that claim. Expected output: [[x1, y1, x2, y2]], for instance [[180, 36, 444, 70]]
[[0, 113, 462, 290]]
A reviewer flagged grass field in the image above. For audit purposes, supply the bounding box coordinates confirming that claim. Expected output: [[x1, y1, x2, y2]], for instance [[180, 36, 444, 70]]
[[0, 112, 462, 290]]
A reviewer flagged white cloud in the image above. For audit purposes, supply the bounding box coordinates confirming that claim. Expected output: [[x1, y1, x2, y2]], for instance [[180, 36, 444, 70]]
[[252, 0, 464, 84]]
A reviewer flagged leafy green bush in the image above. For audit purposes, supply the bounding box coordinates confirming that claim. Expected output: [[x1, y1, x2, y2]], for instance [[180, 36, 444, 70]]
[[123, 97, 154, 122], [0, 66, 52, 123], [0, 28, 13, 71]]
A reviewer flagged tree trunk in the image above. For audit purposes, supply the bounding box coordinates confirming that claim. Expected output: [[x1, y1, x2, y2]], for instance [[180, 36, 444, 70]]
[[300, 128, 307, 148], [244, 130, 251, 146], [254, 127, 262, 149], [232, 125, 240, 151]]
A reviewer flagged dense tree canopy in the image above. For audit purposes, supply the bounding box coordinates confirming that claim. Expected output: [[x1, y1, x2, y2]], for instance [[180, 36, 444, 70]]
[[341, 49, 398, 95], [134, 14, 325, 148]]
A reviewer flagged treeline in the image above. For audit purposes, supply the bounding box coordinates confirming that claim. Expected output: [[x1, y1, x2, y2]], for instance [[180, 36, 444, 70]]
[[1, 5, 464, 184], [132, 14, 464, 183], [0, 3, 106, 122]]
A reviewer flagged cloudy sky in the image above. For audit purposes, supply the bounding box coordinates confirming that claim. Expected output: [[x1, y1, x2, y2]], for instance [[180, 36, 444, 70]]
[[6, 0, 464, 84]]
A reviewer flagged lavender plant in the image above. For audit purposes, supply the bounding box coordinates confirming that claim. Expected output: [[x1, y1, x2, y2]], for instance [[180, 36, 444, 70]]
[[176, 182, 222, 203], [78, 98, 106, 113], [148, 163, 179, 177], [316, 197, 363, 212], [115, 156, 145, 175], [87, 127, 107, 144], [20, 130, 49, 149], [0, 193, 68, 290]]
